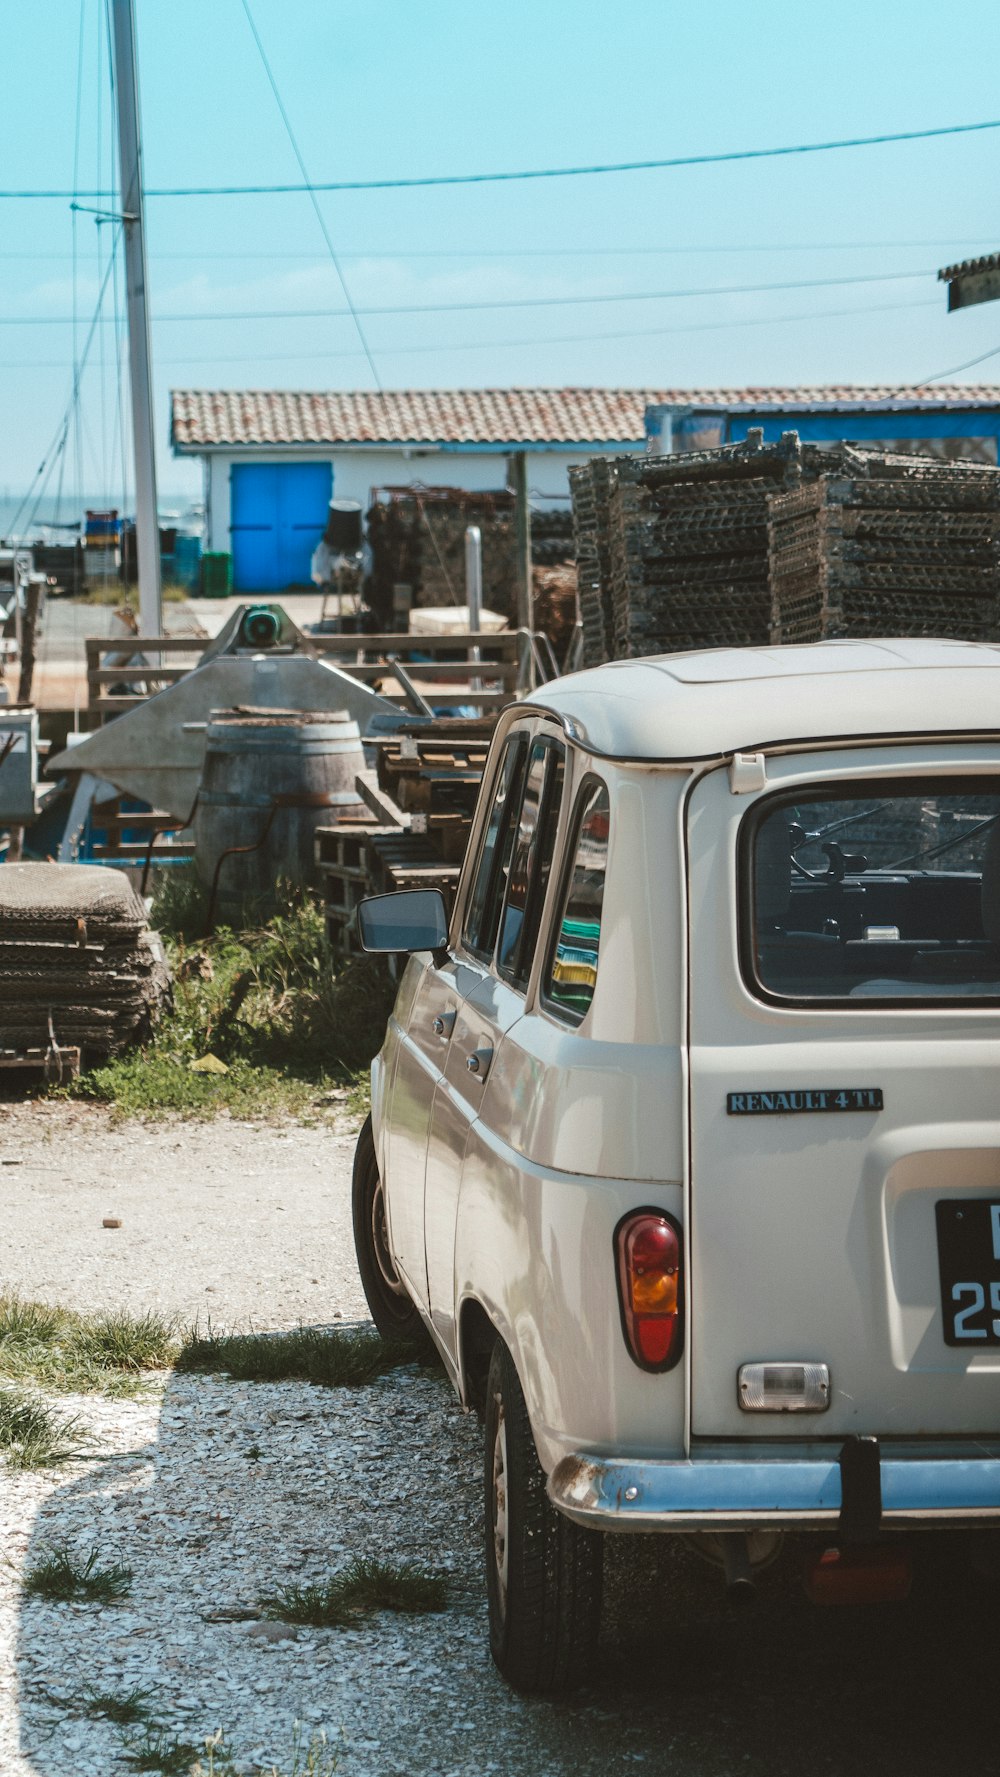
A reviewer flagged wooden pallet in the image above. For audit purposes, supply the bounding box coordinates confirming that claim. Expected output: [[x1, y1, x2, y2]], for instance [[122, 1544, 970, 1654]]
[[0, 1044, 81, 1079]]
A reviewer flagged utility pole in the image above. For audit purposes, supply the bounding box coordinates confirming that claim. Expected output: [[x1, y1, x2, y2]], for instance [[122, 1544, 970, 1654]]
[[111, 0, 161, 639]]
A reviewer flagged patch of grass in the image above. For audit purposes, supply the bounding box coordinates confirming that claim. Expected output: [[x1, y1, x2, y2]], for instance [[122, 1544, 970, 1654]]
[[0, 1292, 176, 1395], [175, 1324, 414, 1389], [59, 874, 391, 1123], [123, 1725, 210, 1776], [260, 1556, 447, 1629], [71, 1050, 330, 1123], [0, 1387, 81, 1469], [75, 1685, 157, 1727], [23, 1543, 132, 1603]]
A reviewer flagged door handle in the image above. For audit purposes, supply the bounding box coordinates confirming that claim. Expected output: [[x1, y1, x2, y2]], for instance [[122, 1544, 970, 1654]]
[[466, 1045, 493, 1079], [432, 1011, 456, 1039]]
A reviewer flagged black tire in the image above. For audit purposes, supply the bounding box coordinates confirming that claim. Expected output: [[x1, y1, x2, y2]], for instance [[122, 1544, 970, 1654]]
[[351, 1115, 431, 1351], [484, 1336, 603, 1693]]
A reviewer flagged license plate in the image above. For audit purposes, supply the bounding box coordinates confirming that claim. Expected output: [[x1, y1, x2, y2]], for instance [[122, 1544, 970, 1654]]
[[936, 1199, 1000, 1347]]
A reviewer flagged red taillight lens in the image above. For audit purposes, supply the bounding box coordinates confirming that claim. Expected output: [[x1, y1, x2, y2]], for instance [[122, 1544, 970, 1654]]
[[615, 1211, 683, 1371]]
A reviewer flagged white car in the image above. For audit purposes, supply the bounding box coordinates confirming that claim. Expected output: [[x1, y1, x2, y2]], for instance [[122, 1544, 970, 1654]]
[[353, 637, 1000, 1691]]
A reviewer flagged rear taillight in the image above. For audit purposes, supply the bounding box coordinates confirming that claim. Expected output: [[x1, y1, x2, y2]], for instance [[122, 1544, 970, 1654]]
[[615, 1210, 683, 1371]]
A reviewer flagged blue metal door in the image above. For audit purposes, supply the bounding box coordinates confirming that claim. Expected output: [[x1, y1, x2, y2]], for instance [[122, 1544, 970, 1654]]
[[230, 462, 332, 592]]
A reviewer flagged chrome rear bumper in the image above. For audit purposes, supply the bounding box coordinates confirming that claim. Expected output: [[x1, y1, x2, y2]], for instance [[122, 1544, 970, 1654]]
[[548, 1452, 1000, 1532]]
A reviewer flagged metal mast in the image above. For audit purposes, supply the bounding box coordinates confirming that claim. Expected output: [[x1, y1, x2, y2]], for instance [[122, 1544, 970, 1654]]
[[111, 0, 161, 636]]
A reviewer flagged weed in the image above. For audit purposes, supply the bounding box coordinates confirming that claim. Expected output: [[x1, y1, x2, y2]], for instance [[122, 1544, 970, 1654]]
[[260, 1556, 447, 1629], [76, 1685, 157, 1727], [23, 1543, 132, 1603], [72, 1310, 177, 1374], [57, 875, 391, 1123], [175, 1325, 414, 1389], [249, 1725, 338, 1777], [245, 1443, 262, 1462], [0, 1292, 176, 1395], [123, 1725, 209, 1776], [0, 1387, 81, 1469]]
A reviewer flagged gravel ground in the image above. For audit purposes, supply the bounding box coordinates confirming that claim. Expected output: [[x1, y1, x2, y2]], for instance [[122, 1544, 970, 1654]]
[[1, 1104, 999, 1777]]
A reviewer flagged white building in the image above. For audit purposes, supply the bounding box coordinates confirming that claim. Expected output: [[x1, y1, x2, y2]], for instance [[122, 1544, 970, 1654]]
[[170, 386, 667, 593]]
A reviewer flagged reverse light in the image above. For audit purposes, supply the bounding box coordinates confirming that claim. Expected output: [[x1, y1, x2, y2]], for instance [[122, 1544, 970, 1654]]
[[615, 1210, 683, 1372], [739, 1362, 830, 1412]]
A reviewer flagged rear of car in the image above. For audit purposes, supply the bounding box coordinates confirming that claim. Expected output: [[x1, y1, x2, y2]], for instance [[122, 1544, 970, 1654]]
[[556, 743, 1000, 1557]]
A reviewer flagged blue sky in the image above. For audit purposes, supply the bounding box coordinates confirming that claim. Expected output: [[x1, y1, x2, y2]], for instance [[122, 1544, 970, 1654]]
[[3, 0, 1000, 509]]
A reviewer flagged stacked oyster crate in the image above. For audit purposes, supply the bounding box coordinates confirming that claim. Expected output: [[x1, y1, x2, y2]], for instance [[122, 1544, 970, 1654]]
[[0, 864, 170, 1075], [769, 457, 1000, 644], [315, 718, 497, 956], [572, 434, 1000, 661], [571, 431, 807, 663], [365, 490, 519, 625]]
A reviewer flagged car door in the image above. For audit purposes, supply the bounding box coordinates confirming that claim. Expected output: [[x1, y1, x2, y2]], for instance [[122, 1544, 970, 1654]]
[[380, 949, 472, 1310], [423, 728, 566, 1356]]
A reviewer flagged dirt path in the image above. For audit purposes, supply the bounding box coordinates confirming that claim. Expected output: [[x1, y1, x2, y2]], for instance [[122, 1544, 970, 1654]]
[[0, 1103, 366, 1330]]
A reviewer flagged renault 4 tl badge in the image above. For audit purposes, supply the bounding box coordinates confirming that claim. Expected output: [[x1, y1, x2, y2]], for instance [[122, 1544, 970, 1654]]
[[727, 1088, 883, 1115]]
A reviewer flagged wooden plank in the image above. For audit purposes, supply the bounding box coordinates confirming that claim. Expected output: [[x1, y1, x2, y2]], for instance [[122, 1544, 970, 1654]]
[[354, 769, 410, 828], [88, 665, 191, 686], [311, 631, 517, 654], [85, 634, 210, 657]]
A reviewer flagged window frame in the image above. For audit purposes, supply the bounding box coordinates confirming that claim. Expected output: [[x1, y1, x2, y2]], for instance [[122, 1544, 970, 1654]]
[[461, 730, 530, 965], [540, 771, 611, 1027], [737, 773, 1000, 1012], [494, 736, 566, 993]]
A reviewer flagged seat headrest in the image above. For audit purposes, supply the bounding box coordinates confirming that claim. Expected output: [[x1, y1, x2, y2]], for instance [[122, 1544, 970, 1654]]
[[755, 814, 792, 928]]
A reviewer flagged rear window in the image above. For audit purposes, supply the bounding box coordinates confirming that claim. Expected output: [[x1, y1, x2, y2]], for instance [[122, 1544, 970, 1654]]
[[743, 779, 1000, 1004]]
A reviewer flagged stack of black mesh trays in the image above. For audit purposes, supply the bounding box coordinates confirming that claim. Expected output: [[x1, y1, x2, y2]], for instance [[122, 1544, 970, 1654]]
[[571, 430, 807, 662], [769, 455, 1000, 644], [571, 431, 1000, 660], [0, 864, 170, 1074]]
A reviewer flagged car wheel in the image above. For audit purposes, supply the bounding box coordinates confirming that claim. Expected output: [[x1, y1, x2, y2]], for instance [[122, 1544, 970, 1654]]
[[484, 1336, 603, 1692], [351, 1115, 431, 1351]]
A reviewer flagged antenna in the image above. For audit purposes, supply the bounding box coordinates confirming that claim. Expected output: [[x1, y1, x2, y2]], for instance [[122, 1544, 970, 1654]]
[[110, 0, 161, 639]]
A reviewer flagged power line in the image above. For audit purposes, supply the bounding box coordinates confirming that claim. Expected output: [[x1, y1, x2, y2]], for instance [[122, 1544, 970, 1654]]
[[904, 341, 1000, 387], [0, 265, 941, 325], [160, 295, 947, 363], [2, 117, 999, 199], [238, 0, 385, 401], [0, 296, 946, 371], [0, 237, 994, 262], [6, 232, 121, 537]]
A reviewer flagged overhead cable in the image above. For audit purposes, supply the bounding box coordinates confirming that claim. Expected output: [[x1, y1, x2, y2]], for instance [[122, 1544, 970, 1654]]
[[1, 117, 999, 199], [2, 296, 944, 372], [0, 237, 994, 262], [0, 265, 941, 326], [238, 0, 385, 400]]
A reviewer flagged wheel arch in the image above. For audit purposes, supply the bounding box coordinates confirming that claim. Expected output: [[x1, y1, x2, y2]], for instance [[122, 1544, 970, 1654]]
[[458, 1295, 506, 1417]]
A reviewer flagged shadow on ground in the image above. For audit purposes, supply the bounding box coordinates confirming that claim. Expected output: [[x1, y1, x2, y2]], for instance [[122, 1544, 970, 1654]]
[[14, 1364, 999, 1777]]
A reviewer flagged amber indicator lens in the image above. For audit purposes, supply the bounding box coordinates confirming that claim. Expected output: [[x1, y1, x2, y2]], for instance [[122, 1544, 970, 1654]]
[[616, 1213, 682, 1370]]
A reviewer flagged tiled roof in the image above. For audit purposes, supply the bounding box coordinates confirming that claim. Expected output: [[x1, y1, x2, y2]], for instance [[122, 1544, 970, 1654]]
[[170, 384, 1000, 451], [939, 252, 1000, 281]]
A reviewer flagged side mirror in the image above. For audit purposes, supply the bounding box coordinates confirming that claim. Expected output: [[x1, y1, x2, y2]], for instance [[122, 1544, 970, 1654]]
[[357, 888, 450, 956]]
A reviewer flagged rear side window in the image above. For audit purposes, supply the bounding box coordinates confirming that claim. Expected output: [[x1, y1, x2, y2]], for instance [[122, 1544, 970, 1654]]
[[464, 735, 527, 959], [745, 777, 1000, 1004], [544, 780, 610, 1023], [496, 741, 565, 990]]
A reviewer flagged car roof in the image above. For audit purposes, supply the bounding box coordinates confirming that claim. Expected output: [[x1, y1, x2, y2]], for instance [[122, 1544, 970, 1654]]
[[525, 638, 1000, 763]]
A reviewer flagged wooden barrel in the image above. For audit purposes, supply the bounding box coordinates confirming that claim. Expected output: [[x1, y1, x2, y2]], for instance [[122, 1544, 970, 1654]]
[[194, 708, 365, 910]]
